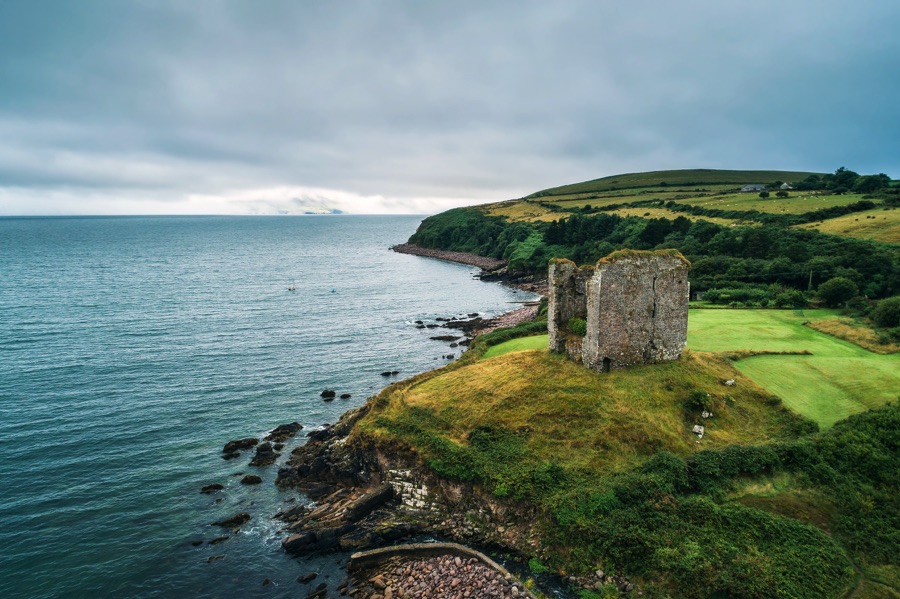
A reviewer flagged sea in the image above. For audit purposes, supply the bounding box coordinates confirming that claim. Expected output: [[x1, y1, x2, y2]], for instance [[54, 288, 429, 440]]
[[0, 215, 539, 599]]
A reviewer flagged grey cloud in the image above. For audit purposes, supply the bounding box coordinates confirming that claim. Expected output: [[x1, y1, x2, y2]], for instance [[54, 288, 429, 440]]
[[0, 0, 898, 214]]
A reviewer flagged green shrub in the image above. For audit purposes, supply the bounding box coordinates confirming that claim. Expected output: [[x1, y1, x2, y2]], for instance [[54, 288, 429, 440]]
[[684, 389, 714, 412], [871, 296, 900, 328], [817, 277, 859, 307], [568, 317, 587, 336], [528, 557, 550, 575]]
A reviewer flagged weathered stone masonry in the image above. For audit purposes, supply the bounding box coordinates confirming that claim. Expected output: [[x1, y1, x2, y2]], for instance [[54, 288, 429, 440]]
[[548, 250, 691, 371]]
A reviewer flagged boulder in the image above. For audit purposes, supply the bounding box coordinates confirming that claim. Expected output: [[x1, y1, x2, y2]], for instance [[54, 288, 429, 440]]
[[297, 572, 318, 584], [265, 422, 303, 442], [320, 390, 336, 398], [250, 442, 279, 467], [282, 524, 357, 555], [340, 393, 352, 399], [223, 437, 259, 454], [215, 512, 251, 530], [240, 475, 263, 485], [201, 483, 224, 494], [344, 483, 395, 522]]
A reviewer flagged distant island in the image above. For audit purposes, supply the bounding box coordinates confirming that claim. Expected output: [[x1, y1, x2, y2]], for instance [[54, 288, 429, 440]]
[[275, 168, 899, 598]]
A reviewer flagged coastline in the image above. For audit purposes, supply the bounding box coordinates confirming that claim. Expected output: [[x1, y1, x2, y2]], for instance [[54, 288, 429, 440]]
[[390, 243, 506, 271], [266, 246, 555, 597]]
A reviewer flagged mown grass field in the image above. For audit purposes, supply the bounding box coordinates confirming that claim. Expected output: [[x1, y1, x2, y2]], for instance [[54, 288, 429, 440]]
[[796, 207, 900, 243], [689, 309, 899, 428], [481, 309, 899, 429]]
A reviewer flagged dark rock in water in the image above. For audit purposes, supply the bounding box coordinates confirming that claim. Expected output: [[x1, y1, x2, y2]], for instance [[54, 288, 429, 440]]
[[320, 390, 336, 398], [297, 572, 318, 584], [223, 437, 259, 454], [207, 554, 224, 564], [222, 452, 239, 460], [306, 425, 334, 441], [415, 324, 426, 329], [240, 475, 263, 485], [445, 354, 454, 359], [262, 578, 271, 586], [430, 335, 459, 341], [208, 536, 229, 546], [391, 370, 399, 375], [250, 442, 279, 467], [379, 371, 392, 377], [201, 483, 224, 494], [414, 320, 424, 325], [306, 582, 328, 598], [435, 317, 449, 322], [425, 324, 439, 328], [468, 312, 479, 317], [322, 395, 335, 402], [273, 443, 284, 451], [215, 512, 251, 530], [190, 539, 203, 547], [449, 342, 458, 348], [340, 393, 351, 399], [265, 422, 303, 442]]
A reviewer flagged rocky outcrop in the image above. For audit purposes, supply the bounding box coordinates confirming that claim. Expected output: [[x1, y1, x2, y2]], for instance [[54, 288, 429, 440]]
[[250, 442, 279, 466], [265, 422, 303, 443], [273, 404, 543, 562], [222, 437, 258, 459], [215, 512, 251, 531]]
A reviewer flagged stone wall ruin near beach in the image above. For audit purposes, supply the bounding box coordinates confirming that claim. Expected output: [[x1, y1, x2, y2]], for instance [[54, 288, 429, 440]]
[[548, 250, 690, 371]]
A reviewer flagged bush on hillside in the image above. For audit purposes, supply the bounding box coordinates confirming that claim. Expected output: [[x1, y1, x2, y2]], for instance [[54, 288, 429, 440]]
[[871, 296, 900, 328], [817, 277, 859, 307]]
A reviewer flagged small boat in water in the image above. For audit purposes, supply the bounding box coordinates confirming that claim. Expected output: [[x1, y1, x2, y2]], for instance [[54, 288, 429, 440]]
[[288, 280, 297, 291]]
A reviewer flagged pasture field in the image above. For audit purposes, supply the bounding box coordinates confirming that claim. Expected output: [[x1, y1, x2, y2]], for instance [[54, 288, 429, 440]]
[[674, 192, 871, 214], [482, 309, 899, 429], [530, 169, 822, 198], [607, 206, 740, 226], [795, 207, 900, 243]]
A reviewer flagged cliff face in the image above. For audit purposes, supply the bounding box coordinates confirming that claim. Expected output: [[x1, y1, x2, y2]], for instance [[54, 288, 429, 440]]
[[548, 250, 690, 371], [274, 406, 544, 559]]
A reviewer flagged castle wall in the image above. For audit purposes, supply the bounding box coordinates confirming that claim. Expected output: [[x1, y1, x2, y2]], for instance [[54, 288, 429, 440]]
[[549, 251, 690, 372], [547, 259, 591, 353]]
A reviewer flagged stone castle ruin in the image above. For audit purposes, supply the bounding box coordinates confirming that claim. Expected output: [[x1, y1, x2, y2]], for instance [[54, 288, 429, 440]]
[[548, 250, 691, 372]]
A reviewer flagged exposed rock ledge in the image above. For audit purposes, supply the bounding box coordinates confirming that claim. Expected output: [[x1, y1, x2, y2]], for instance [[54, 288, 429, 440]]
[[274, 405, 543, 559]]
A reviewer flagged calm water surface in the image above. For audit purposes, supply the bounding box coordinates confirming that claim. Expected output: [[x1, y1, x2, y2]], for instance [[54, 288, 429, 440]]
[[0, 215, 537, 598]]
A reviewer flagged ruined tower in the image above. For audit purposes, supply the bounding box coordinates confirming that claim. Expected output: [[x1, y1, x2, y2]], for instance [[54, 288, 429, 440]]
[[548, 250, 691, 372]]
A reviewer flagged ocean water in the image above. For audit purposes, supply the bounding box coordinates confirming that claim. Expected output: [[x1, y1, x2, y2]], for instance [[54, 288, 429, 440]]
[[0, 215, 538, 598]]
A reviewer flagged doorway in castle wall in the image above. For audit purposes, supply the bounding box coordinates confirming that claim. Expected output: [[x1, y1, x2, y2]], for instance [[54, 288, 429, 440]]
[[601, 358, 611, 373]]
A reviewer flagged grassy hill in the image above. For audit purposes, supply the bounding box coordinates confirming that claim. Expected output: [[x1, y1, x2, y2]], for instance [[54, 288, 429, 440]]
[[526, 168, 825, 199], [351, 317, 898, 598]]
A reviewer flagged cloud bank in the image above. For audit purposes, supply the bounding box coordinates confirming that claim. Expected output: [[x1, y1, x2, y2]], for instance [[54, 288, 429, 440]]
[[0, 0, 897, 215]]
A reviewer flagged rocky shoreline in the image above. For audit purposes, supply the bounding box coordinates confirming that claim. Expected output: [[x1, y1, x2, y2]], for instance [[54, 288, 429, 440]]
[[199, 247, 566, 596], [390, 243, 506, 271]]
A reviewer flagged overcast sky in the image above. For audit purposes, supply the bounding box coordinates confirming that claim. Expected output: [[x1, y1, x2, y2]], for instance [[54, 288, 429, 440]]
[[1, 1, 898, 215]]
